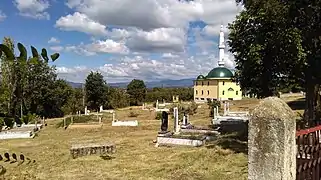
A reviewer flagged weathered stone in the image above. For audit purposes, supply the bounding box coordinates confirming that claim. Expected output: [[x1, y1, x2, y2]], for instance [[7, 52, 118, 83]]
[[248, 97, 296, 180], [70, 143, 116, 159]]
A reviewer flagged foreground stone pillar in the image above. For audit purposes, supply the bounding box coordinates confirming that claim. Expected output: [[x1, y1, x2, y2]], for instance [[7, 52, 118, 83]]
[[248, 97, 296, 180]]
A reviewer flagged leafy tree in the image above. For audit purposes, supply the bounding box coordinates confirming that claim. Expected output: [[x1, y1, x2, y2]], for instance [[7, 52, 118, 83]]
[[228, 1, 305, 98], [229, 0, 321, 122], [0, 40, 59, 120], [85, 71, 109, 111], [108, 88, 130, 109], [62, 88, 84, 115], [127, 79, 146, 106]]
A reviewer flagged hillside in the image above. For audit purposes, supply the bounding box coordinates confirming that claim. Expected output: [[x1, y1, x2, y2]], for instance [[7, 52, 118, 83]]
[[67, 78, 195, 88]]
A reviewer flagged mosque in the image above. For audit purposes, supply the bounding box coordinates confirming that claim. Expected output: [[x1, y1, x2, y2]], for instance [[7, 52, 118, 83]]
[[193, 25, 242, 102]]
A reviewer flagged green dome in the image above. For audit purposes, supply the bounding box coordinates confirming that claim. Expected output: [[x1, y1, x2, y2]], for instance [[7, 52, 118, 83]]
[[206, 67, 233, 79], [197, 75, 206, 80]]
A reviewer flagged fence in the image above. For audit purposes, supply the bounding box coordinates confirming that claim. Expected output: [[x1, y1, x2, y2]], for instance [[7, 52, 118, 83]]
[[296, 121, 321, 180]]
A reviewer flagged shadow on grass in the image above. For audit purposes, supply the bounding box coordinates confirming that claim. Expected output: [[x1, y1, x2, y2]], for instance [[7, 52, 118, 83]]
[[100, 155, 116, 160], [287, 98, 305, 110], [206, 133, 248, 154]]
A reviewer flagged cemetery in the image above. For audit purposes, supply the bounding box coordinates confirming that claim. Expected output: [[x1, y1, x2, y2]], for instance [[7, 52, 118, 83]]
[[0, 97, 268, 179]]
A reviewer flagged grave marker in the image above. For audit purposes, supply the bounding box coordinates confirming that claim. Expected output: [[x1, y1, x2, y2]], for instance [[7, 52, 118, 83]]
[[173, 107, 180, 134], [160, 111, 168, 132]]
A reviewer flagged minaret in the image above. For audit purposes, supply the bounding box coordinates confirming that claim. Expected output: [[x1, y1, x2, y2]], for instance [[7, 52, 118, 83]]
[[218, 24, 225, 67]]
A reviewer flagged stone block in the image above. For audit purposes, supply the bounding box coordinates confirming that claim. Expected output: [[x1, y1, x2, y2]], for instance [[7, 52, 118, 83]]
[[248, 97, 296, 180], [112, 120, 138, 126], [70, 143, 116, 159], [156, 137, 204, 147]]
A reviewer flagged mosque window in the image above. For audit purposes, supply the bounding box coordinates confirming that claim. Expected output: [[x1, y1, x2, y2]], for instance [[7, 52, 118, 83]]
[[196, 90, 198, 95], [223, 81, 225, 85], [236, 91, 239, 95], [207, 90, 209, 95], [207, 81, 209, 86], [202, 90, 204, 95], [228, 88, 234, 91], [222, 91, 225, 95], [202, 81, 204, 86]]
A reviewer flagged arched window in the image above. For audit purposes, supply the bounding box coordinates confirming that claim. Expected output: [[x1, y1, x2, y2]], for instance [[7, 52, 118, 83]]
[[202, 90, 204, 95], [196, 90, 198, 95], [222, 91, 225, 95], [207, 90, 209, 95], [202, 81, 204, 86], [223, 81, 225, 85], [207, 81, 209, 86], [236, 91, 239, 95], [228, 88, 234, 91]]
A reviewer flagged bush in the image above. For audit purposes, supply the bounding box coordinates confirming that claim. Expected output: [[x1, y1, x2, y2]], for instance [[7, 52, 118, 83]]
[[21, 113, 37, 124], [4, 117, 14, 128], [208, 99, 221, 117], [0, 117, 4, 131], [155, 112, 162, 120], [169, 102, 198, 120]]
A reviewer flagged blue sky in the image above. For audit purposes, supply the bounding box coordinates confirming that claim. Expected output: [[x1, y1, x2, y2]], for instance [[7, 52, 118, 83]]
[[0, 0, 242, 83]]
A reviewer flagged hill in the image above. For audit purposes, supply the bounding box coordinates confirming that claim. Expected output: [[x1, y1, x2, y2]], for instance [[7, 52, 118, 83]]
[[67, 78, 194, 88]]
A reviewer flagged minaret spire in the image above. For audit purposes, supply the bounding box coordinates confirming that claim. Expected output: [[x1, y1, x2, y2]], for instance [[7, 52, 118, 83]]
[[218, 24, 225, 67]]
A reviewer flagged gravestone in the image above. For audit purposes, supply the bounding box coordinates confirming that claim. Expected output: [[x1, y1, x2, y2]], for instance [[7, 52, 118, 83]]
[[248, 97, 296, 180], [160, 111, 168, 132]]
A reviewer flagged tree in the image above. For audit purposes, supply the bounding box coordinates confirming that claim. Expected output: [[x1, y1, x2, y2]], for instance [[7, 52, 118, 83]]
[[85, 71, 109, 111], [127, 79, 146, 106], [229, 0, 321, 122], [0, 40, 60, 119], [228, 1, 305, 98]]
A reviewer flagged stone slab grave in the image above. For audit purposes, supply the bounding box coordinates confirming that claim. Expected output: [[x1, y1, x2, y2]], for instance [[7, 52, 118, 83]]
[[67, 115, 103, 129], [154, 100, 170, 112], [111, 111, 138, 127], [155, 110, 206, 147], [70, 142, 116, 159], [0, 119, 44, 140], [180, 112, 219, 135], [211, 103, 249, 126]]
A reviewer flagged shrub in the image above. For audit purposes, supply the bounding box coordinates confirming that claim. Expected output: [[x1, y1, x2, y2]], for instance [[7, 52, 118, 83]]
[[169, 102, 198, 120], [208, 99, 222, 117], [21, 113, 37, 124], [4, 117, 14, 128], [155, 112, 162, 120]]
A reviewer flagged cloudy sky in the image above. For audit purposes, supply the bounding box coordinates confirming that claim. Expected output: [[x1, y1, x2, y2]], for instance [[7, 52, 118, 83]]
[[0, 0, 242, 83]]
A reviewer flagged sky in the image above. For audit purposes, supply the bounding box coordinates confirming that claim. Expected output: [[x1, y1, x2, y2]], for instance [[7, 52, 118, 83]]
[[0, 0, 243, 83]]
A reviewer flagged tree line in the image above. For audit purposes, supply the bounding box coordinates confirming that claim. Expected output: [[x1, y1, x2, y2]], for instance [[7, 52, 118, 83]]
[[0, 38, 193, 127]]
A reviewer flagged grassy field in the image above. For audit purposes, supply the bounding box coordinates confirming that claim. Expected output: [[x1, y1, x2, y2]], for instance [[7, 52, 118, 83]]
[[0, 96, 304, 180]]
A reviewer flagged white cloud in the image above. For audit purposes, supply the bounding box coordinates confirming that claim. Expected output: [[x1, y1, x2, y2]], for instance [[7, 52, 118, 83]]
[[64, 39, 128, 56], [49, 46, 64, 52], [64, 0, 241, 31], [203, 24, 229, 36], [56, 53, 225, 83], [126, 28, 186, 53], [0, 10, 6, 21], [48, 37, 60, 44], [14, 0, 50, 20], [162, 53, 179, 58], [55, 12, 108, 36]]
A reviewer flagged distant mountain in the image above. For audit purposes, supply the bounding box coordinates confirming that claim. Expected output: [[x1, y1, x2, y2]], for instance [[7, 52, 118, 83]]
[[67, 78, 195, 89], [67, 81, 83, 88]]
